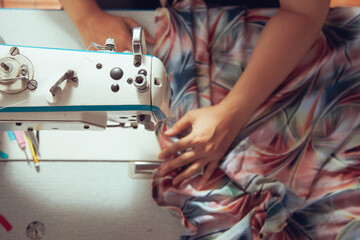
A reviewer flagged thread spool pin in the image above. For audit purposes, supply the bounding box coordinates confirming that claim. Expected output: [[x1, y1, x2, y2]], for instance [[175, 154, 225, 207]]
[[0, 62, 9, 71]]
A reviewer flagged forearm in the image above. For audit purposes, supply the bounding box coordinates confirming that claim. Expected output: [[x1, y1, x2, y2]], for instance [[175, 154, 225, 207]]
[[221, 2, 329, 129], [59, 0, 103, 27]]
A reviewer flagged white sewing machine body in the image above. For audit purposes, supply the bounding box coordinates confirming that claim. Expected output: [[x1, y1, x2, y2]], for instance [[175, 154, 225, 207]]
[[0, 40, 171, 131]]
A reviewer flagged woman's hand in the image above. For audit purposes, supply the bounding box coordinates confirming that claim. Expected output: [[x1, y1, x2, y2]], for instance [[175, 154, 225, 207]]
[[158, 103, 246, 189], [59, 0, 154, 52], [77, 12, 155, 52]]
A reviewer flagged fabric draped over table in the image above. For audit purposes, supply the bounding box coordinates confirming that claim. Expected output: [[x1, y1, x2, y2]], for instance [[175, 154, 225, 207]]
[[152, 1, 360, 239]]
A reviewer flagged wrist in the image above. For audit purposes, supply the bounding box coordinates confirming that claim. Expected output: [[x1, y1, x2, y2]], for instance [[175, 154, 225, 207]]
[[61, 0, 104, 28], [219, 72, 274, 127], [77, 11, 107, 35], [76, 8, 105, 28], [216, 96, 252, 132], [219, 93, 250, 117]]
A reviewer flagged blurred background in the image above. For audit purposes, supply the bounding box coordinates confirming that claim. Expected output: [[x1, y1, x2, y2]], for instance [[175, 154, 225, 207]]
[[0, 0, 61, 9], [0, 0, 359, 9]]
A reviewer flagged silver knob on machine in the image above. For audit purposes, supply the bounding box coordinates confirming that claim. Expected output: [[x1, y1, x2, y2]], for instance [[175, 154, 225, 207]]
[[133, 73, 148, 92]]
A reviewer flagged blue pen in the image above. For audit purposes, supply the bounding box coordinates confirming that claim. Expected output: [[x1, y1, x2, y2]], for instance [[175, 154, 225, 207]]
[[7, 131, 16, 141], [0, 150, 8, 159]]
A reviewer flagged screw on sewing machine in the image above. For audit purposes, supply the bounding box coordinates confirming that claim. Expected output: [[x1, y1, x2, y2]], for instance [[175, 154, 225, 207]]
[[96, 63, 102, 69], [9, 47, 19, 56], [27, 80, 38, 91], [127, 78, 133, 84], [111, 84, 120, 92], [134, 60, 141, 67]]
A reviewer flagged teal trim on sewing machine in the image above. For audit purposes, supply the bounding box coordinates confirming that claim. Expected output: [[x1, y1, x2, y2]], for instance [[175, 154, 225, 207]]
[[0, 43, 154, 57], [0, 105, 166, 120]]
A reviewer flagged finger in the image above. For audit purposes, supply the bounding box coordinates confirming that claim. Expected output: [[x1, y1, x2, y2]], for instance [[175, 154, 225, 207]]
[[164, 113, 192, 136], [158, 135, 193, 159], [123, 17, 155, 44], [159, 150, 197, 176], [116, 42, 133, 53], [196, 161, 218, 190], [172, 160, 206, 186], [113, 30, 133, 52]]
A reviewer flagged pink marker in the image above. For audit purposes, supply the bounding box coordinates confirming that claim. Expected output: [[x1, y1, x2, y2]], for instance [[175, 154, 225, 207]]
[[14, 131, 26, 149], [0, 214, 12, 232]]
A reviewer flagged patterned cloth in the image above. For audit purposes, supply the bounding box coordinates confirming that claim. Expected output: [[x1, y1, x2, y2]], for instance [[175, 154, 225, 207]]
[[152, 1, 360, 239]]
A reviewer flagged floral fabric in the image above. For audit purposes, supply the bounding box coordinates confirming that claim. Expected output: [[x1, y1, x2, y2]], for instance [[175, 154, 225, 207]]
[[152, 1, 360, 239]]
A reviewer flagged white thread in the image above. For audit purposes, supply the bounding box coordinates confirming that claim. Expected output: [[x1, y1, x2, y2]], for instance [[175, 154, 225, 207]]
[[74, 44, 94, 73]]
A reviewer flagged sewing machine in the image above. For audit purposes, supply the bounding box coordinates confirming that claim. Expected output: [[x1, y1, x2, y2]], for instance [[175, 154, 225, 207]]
[[0, 9, 185, 239], [0, 27, 171, 132]]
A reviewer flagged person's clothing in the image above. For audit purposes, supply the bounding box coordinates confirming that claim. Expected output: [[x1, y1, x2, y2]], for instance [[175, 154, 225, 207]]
[[152, 0, 360, 239], [95, 0, 279, 9], [95, 0, 160, 9]]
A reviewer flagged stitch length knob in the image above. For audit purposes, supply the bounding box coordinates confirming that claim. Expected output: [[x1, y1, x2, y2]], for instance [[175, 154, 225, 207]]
[[110, 67, 123, 80], [134, 74, 148, 92]]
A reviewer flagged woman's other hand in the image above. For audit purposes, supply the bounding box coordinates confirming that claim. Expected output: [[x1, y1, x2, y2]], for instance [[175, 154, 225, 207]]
[[77, 12, 155, 52], [59, 0, 154, 52]]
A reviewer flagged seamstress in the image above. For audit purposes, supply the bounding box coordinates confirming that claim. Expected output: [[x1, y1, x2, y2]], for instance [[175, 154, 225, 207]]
[[60, 0, 331, 189], [157, 0, 331, 190]]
